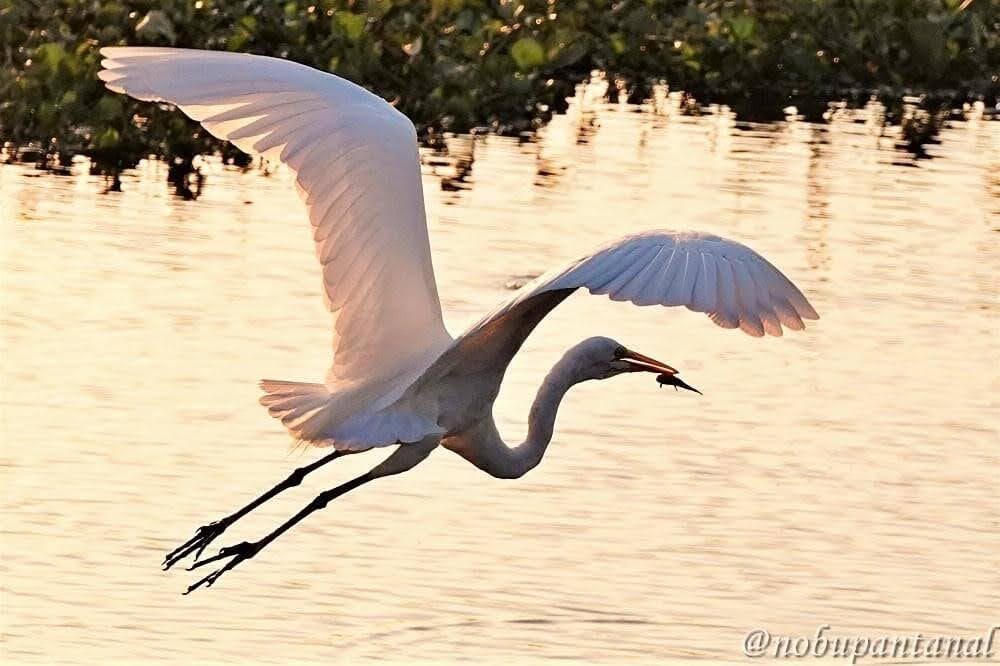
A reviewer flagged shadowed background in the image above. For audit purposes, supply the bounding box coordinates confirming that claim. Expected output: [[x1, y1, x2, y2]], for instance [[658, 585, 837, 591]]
[[3, 0, 997, 176]]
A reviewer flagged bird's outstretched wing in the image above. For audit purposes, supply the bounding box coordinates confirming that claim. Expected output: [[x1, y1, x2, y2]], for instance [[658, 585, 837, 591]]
[[422, 230, 818, 384], [513, 230, 819, 336], [99, 48, 452, 387]]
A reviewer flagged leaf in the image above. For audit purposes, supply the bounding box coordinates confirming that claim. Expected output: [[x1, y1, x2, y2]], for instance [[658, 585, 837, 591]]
[[35, 43, 66, 70], [610, 32, 626, 56], [336, 12, 367, 41], [728, 15, 756, 42], [95, 127, 120, 149], [95, 96, 123, 122], [431, 0, 462, 19], [511, 37, 545, 70]]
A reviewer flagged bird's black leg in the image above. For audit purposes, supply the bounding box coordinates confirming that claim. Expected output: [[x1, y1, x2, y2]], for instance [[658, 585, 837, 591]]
[[163, 449, 347, 570], [180, 436, 439, 594], [184, 471, 376, 594]]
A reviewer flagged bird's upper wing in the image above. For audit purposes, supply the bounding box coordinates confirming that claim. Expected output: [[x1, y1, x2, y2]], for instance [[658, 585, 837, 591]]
[[506, 230, 820, 337], [418, 230, 818, 387], [99, 48, 452, 387]]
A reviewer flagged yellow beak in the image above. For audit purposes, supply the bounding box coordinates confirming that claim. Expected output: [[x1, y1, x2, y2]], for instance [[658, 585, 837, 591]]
[[620, 349, 678, 375]]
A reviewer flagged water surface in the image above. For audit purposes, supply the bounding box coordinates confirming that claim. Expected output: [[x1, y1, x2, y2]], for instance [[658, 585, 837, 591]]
[[2, 97, 998, 663]]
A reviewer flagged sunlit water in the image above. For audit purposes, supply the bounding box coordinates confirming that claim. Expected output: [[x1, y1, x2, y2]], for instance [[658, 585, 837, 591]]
[[2, 96, 998, 664]]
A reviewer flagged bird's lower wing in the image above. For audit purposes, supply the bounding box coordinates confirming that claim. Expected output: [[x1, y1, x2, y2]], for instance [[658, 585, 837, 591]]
[[484, 229, 817, 337], [418, 230, 818, 387]]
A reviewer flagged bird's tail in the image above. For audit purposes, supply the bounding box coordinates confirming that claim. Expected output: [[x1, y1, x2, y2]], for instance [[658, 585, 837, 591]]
[[259, 379, 335, 447]]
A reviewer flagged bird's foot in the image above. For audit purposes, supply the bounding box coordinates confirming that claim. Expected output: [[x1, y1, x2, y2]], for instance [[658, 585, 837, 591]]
[[184, 540, 263, 594], [163, 519, 233, 571]]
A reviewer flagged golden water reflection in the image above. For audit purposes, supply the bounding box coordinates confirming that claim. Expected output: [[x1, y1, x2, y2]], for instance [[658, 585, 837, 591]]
[[2, 99, 998, 663]]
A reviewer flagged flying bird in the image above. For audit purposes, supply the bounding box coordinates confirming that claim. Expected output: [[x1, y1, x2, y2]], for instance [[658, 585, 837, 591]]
[[98, 47, 819, 593]]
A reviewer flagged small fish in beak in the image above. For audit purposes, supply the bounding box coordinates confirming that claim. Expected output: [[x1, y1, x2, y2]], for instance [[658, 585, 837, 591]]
[[618, 348, 702, 395], [657, 372, 702, 395]]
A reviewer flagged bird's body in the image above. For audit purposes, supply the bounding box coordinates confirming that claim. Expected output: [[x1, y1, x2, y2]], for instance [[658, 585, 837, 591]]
[[259, 229, 814, 458], [98, 47, 819, 592]]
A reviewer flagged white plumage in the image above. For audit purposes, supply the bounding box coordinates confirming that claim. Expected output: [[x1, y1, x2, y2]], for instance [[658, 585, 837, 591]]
[[101, 47, 452, 394], [100, 48, 820, 591]]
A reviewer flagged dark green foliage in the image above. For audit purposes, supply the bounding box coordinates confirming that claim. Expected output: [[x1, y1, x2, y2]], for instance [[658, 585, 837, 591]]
[[2, 0, 997, 172]]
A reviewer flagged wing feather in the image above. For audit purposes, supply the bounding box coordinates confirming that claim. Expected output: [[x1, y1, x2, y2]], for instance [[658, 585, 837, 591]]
[[728, 257, 765, 337], [627, 244, 674, 306], [692, 252, 717, 312], [649, 246, 682, 304], [662, 249, 691, 306], [602, 245, 662, 300], [588, 245, 643, 290], [715, 256, 739, 324], [772, 297, 806, 331]]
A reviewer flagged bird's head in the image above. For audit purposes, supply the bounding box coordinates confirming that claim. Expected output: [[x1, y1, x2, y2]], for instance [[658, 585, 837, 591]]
[[568, 336, 701, 393]]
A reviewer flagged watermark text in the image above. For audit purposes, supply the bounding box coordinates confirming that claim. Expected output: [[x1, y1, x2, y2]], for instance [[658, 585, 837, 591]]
[[743, 625, 999, 663]]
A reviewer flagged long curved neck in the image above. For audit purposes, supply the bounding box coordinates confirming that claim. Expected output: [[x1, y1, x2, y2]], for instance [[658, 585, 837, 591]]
[[478, 350, 583, 479]]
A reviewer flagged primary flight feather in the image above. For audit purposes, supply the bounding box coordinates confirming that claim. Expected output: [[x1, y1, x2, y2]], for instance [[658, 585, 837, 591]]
[[98, 47, 818, 592]]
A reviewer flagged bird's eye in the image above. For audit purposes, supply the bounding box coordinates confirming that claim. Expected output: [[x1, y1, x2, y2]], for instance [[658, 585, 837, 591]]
[[614, 346, 626, 358]]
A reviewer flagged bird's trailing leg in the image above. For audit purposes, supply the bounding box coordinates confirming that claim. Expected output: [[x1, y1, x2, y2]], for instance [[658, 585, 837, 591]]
[[182, 435, 439, 593], [184, 471, 374, 594], [163, 449, 347, 570]]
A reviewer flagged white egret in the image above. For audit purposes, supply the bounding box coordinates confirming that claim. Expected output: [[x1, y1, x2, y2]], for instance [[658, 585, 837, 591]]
[[98, 47, 819, 593]]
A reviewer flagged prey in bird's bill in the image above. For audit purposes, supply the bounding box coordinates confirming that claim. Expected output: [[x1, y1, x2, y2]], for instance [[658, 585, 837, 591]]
[[657, 372, 702, 394]]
